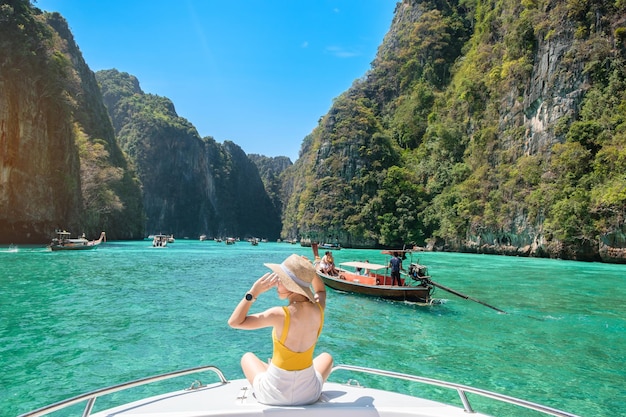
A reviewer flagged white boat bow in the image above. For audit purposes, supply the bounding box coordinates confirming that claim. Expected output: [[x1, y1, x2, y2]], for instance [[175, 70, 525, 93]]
[[18, 364, 581, 417]]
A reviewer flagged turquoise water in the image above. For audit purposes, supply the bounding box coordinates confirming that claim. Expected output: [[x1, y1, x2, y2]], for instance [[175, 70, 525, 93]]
[[1, 241, 624, 417]]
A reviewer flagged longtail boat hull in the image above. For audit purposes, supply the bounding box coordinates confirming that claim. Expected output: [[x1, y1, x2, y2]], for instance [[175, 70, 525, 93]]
[[50, 244, 98, 251], [312, 243, 434, 303], [317, 269, 432, 303], [49, 231, 106, 251], [319, 275, 431, 302]]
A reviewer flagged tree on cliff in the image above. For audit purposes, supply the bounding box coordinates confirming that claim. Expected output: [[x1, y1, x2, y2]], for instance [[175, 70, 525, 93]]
[[282, 0, 626, 261], [0, 1, 144, 241], [96, 69, 282, 240]]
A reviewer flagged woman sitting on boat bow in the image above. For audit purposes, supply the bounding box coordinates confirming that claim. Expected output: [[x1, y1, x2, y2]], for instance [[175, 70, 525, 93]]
[[228, 254, 333, 406]]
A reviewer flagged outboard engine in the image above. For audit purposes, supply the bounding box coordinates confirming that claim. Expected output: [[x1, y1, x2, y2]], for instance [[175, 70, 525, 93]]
[[409, 263, 431, 287], [409, 263, 427, 278]]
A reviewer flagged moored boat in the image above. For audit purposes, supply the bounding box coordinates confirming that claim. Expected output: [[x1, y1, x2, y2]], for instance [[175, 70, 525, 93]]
[[17, 363, 581, 417], [48, 231, 106, 251]]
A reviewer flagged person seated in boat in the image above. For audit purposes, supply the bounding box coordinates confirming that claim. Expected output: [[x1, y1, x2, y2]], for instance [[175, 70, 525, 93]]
[[228, 254, 333, 406], [362, 260, 370, 275], [320, 251, 338, 275], [318, 251, 331, 273]]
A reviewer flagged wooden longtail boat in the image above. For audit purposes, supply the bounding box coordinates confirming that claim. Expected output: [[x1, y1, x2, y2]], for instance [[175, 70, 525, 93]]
[[48, 231, 106, 251], [313, 244, 434, 303]]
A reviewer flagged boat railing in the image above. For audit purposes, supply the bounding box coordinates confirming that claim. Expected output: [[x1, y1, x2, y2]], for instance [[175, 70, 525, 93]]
[[330, 364, 581, 417], [18, 364, 581, 417], [17, 365, 228, 417]]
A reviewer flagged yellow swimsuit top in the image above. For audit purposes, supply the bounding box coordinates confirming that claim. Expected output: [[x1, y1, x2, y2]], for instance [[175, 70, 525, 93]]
[[272, 303, 324, 371]]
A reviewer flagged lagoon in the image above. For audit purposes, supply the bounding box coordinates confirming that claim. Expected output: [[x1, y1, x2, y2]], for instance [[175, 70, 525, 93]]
[[1, 240, 624, 416]]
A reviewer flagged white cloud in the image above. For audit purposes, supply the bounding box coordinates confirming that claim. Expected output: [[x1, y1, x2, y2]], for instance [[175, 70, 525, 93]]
[[325, 45, 359, 58]]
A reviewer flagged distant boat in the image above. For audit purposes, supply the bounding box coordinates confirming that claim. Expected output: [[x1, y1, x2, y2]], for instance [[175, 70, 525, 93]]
[[319, 242, 341, 250], [225, 237, 236, 245], [199, 234, 207, 241], [49, 231, 106, 251], [8, 244, 18, 253], [152, 234, 168, 247]]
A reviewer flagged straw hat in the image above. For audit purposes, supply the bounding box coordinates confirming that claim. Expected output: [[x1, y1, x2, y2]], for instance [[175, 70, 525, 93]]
[[264, 254, 316, 302]]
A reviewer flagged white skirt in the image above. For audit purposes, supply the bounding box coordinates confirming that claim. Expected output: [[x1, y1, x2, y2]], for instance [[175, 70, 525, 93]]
[[252, 362, 323, 406]]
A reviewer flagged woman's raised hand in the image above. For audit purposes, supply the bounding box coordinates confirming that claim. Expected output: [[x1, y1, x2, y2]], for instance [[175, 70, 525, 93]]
[[250, 272, 279, 296]]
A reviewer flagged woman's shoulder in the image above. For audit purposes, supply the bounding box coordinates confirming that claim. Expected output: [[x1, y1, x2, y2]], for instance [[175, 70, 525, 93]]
[[259, 305, 287, 319], [269, 305, 288, 314]]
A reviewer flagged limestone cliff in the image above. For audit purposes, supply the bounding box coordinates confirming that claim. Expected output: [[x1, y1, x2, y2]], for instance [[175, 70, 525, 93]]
[[0, 3, 143, 242], [96, 69, 281, 239], [3, 0, 625, 262], [1, 4, 80, 242], [283, 0, 626, 261]]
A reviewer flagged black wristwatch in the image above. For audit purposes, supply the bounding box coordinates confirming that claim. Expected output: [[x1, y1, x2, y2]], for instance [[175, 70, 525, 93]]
[[245, 293, 256, 302]]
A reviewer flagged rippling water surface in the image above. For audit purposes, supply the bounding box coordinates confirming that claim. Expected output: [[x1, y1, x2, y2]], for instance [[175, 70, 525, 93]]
[[1, 240, 624, 416]]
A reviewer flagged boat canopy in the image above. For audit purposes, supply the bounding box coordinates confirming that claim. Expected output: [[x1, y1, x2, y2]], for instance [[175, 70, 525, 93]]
[[340, 261, 387, 270], [380, 249, 421, 255]]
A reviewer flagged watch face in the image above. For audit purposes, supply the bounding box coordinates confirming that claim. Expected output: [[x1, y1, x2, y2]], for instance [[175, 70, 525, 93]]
[[245, 293, 253, 301]]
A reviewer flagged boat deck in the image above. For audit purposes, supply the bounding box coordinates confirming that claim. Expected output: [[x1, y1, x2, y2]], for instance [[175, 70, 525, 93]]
[[20, 365, 580, 417], [92, 379, 482, 417]]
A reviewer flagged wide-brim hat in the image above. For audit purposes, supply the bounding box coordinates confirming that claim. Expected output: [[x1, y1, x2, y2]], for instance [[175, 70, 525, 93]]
[[264, 254, 316, 302]]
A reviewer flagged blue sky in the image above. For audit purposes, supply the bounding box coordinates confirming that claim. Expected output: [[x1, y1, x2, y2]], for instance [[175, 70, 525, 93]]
[[37, 1, 396, 161]]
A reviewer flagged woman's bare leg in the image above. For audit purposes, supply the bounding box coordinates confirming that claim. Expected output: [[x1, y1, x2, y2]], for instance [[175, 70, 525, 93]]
[[313, 352, 334, 382], [241, 352, 269, 384]]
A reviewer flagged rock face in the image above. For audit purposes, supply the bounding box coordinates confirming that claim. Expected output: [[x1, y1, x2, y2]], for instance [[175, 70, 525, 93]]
[[0, 6, 143, 242], [1, 4, 280, 243], [96, 70, 281, 239], [0, 2, 281, 243], [281, 0, 626, 261], [521, 34, 585, 155], [2, 1, 624, 262], [599, 232, 626, 264]]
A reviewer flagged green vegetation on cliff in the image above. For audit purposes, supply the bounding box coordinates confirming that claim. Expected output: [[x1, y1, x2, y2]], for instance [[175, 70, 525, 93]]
[[283, 0, 626, 260], [96, 69, 282, 239], [3, 0, 626, 262], [0, 1, 143, 241]]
